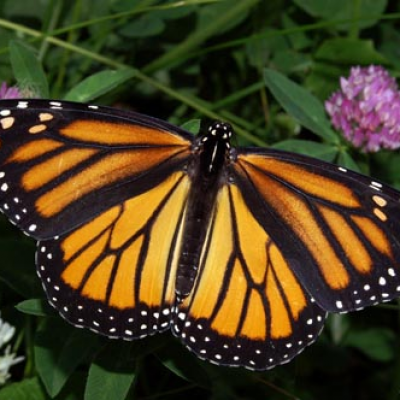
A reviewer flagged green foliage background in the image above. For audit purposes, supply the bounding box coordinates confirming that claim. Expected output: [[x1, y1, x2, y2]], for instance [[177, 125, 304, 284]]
[[0, 0, 400, 399]]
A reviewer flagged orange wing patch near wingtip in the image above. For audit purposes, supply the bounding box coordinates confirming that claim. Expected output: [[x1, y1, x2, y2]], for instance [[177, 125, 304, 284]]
[[351, 215, 392, 258], [7, 139, 64, 163], [39, 112, 54, 122], [60, 120, 191, 147], [0, 117, 15, 130], [28, 124, 47, 134], [318, 204, 373, 274], [373, 208, 388, 222], [372, 195, 388, 207]]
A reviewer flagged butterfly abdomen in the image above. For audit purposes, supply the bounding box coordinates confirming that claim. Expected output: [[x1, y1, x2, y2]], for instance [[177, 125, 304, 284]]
[[175, 123, 232, 297]]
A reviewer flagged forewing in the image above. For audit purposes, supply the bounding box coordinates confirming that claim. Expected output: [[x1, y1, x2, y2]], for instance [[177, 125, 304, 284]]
[[172, 184, 326, 370], [0, 99, 193, 239], [37, 171, 190, 338], [234, 148, 400, 312]]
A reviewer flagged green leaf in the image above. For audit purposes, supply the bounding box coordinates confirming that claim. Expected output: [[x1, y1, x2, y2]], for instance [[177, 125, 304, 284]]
[[156, 340, 211, 389], [119, 15, 165, 38], [281, 13, 312, 51], [9, 40, 49, 97], [306, 38, 388, 100], [144, 0, 259, 73], [246, 29, 289, 68], [35, 318, 100, 398], [271, 50, 312, 75], [264, 68, 337, 142], [84, 342, 137, 400], [3, 0, 47, 21], [56, 372, 87, 400], [380, 25, 400, 69], [272, 139, 337, 161], [0, 377, 47, 400], [64, 69, 136, 102], [16, 298, 54, 317], [304, 62, 347, 101], [337, 150, 360, 172], [344, 328, 396, 362], [371, 151, 400, 187], [181, 119, 200, 134], [293, 0, 387, 30], [327, 313, 351, 344], [197, 1, 251, 36], [0, 238, 42, 298], [153, 0, 196, 20], [315, 38, 388, 65]]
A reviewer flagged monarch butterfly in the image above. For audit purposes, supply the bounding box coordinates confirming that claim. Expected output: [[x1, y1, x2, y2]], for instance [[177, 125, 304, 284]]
[[0, 98, 400, 371]]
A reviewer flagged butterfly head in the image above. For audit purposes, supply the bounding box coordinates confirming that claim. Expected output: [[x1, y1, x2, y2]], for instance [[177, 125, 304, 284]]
[[200, 121, 233, 152], [205, 121, 233, 145]]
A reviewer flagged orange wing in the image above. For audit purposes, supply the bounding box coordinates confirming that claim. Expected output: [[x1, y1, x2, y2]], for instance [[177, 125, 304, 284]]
[[173, 183, 326, 370], [0, 100, 192, 239], [232, 149, 400, 313], [37, 170, 190, 338], [0, 99, 195, 339]]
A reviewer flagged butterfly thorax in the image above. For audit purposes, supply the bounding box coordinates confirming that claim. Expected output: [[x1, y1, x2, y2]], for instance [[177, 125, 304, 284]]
[[175, 122, 233, 298]]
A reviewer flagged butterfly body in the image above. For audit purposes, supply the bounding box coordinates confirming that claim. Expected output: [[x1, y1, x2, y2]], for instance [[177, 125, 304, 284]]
[[176, 122, 232, 297], [1, 99, 400, 370]]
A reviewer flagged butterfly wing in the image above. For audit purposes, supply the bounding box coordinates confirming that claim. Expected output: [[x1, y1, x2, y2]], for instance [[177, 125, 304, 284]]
[[0, 99, 194, 337], [173, 183, 326, 370], [0, 99, 193, 239], [233, 148, 400, 312], [37, 170, 190, 337]]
